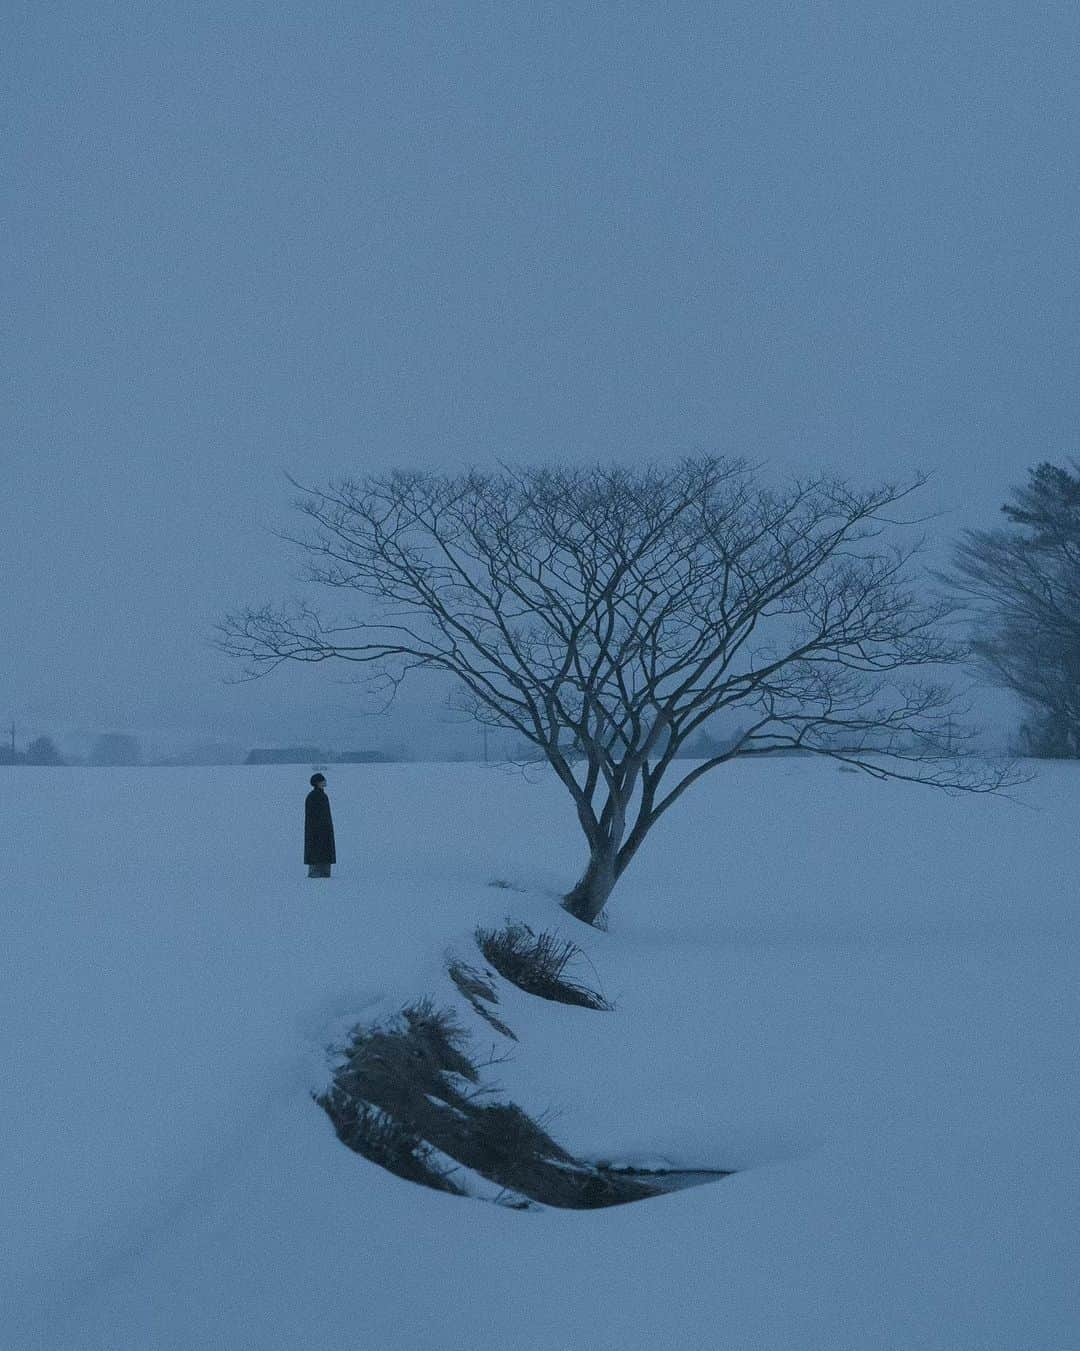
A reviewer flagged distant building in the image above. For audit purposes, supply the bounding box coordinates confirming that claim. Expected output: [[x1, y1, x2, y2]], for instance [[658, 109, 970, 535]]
[[245, 747, 326, 765], [334, 750, 394, 764], [159, 743, 246, 767], [90, 733, 142, 766]]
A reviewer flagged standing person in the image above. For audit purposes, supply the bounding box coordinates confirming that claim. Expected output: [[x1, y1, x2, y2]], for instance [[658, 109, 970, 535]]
[[304, 773, 336, 878]]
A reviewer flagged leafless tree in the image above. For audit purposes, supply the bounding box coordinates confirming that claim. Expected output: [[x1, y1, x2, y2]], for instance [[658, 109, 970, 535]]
[[941, 461, 1080, 757], [220, 458, 1014, 925]]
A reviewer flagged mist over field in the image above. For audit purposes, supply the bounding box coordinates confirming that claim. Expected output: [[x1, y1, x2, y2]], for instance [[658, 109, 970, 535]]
[[6, 2, 1080, 753]]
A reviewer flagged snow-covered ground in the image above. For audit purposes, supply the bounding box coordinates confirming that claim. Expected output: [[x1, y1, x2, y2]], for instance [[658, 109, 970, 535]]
[[2, 759, 1077, 1350]]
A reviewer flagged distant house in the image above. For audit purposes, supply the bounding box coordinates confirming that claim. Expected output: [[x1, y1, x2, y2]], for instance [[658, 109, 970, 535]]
[[159, 743, 245, 767], [245, 747, 326, 765], [90, 733, 142, 766]]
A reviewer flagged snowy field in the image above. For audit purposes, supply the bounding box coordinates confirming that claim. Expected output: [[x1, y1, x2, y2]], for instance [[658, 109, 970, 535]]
[[2, 758, 1078, 1350]]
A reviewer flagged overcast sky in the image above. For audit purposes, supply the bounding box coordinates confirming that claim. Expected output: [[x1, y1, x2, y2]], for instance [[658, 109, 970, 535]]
[[5, 1, 1079, 755]]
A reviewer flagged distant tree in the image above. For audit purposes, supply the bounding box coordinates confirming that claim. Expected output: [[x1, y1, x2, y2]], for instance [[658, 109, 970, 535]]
[[24, 735, 64, 765], [220, 458, 1015, 925], [942, 461, 1080, 757], [90, 733, 142, 766]]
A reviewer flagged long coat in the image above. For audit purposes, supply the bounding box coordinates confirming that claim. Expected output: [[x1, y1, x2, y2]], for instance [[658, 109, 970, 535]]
[[304, 787, 337, 865]]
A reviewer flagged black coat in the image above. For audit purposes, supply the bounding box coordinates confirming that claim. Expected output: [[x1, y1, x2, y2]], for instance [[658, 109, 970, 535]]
[[304, 787, 336, 865]]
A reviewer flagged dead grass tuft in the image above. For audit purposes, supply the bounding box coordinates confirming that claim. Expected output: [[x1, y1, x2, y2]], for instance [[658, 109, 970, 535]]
[[475, 921, 612, 1010]]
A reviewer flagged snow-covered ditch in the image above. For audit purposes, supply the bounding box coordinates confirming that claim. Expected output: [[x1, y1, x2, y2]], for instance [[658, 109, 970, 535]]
[[2, 759, 1077, 1349]]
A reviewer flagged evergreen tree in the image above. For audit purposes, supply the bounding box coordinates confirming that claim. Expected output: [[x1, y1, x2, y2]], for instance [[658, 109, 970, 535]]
[[945, 461, 1080, 756]]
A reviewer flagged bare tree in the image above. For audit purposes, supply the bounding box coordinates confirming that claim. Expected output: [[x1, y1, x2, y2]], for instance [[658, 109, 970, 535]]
[[942, 461, 1080, 757], [220, 458, 1013, 924]]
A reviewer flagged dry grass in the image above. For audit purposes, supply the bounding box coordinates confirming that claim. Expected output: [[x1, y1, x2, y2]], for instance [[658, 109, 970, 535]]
[[316, 1002, 655, 1209], [314, 1096, 467, 1195], [475, 921, 612, 1010], [447, 959, 517, 1039]]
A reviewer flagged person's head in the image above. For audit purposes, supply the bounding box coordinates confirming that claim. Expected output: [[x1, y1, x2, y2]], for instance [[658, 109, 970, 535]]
[[310, 773, 326, 789]]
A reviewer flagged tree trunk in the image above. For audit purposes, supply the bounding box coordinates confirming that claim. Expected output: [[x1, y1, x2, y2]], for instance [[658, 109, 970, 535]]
[[561, 846, 618, 925]]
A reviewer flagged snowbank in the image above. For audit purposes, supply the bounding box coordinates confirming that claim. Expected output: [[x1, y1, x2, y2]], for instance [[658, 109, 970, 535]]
[[1, 759, 1076, 1349]]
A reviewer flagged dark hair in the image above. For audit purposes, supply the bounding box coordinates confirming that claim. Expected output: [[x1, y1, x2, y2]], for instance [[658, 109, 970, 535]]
[[310, 773, 326, 787]]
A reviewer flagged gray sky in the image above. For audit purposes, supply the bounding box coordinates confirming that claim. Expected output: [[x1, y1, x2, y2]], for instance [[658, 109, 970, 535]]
[[5, 1, 1079, 755]]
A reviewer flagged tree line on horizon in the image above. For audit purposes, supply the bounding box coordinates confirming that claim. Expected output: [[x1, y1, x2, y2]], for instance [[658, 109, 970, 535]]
[[0, 734, 399, 768]]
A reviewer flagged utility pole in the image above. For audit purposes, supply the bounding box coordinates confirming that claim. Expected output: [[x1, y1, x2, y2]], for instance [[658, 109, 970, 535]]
[[481, 723, 489, 763], [9, 721, 14, 758]]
